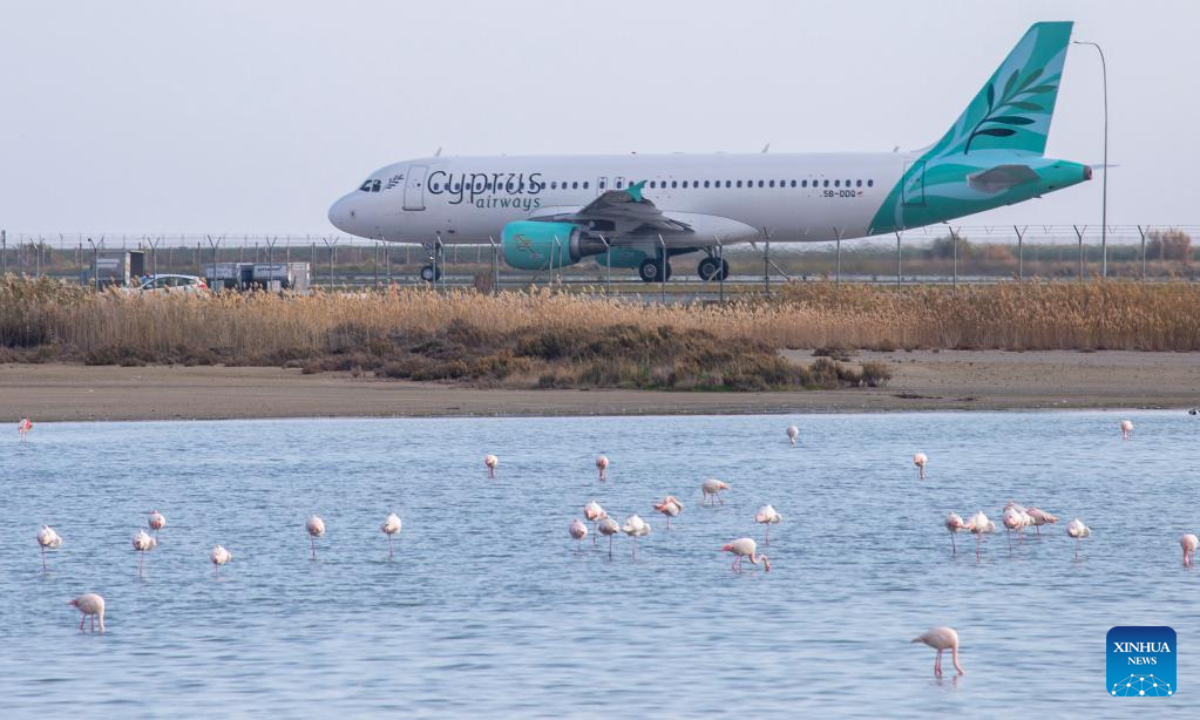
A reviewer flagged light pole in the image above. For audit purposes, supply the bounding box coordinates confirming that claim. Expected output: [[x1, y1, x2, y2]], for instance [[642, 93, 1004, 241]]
[[1074, 40, 1108, 277]]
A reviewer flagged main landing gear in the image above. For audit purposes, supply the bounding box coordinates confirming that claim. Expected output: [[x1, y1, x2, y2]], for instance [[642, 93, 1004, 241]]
[[638, 258, 673, 283], [697, 256, 730, 281], [419, 264, 442, 282]]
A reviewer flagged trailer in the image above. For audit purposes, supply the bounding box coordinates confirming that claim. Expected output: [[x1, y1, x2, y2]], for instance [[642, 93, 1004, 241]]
[[252, 262, 311, 293], [82, 250, 145, 288], [204, 262, 256, 291]]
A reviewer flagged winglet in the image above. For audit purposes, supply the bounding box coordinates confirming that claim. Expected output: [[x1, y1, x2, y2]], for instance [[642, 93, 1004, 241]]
[[627, 180, 646, 202]]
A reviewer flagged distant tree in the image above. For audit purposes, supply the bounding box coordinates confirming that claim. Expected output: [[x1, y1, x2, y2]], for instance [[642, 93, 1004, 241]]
[[927, 234, 974, 259], [1147, 228, 1192, 263]]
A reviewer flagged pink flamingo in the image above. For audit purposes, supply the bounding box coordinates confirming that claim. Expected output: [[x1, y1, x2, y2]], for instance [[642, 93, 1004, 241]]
[[597, 517, 620, 557], [721, 538, 770, 573], [786, 425, 799, 446], [701, 479, 728, 506], [18, 417, 33, 440], [69, 593, 106, 633], [755, 505, 782, 545], [132, 529, 157, 577], [596, 455, 610, 481], [584, 500, 607, 545], [1181, 534, 1198, 567], [911, 627, 964, 676], [37, 525, 63, 571], [210, 545, 232, 576], [621, 514, 651, 559], [485, 454, 499, 478], [964, 511, 994, 559], [653, 496, 683, 529], [306, 515, 326, 560], [148, 510, 166, 539], [568, 518, 587, 549], [913, 453, 928, 479], [944, 512, 965, 555], [1067, 518, 1091, 559], [1026, 507, 1058, 536], [381, 513, 402, 560], [1120, 419, 1134, 440]]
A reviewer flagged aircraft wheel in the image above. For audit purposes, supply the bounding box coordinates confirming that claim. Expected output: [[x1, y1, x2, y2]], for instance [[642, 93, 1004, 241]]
[[419, 264, 441, 282]]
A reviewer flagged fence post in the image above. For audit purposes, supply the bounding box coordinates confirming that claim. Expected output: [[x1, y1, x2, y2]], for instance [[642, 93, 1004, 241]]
[[1014, 225, 1026, 282], [598, 234, 611, 299], [489, 236, 500, 297], [716, 237, 725, 304], [1, 229, 5, 276], [947, 226, 959, 290], [894, 230, 902, 285], [763, 232, 771, 296], [834, 228, 842, 285], [1072, 225, 1087, 281], [658, 234, 668, 304], [1137, 225, 1148, 281]]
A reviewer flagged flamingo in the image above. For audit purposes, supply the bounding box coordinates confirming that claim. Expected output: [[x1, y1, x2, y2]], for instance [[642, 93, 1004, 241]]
[[944, 512, 965, 555], [18, 416, 32, 440], [721, 537, 771, 573], [1182, 534, 1198, 567], [911, 627, 964, 676], [913, 453, 928, 479], [568, 518, 588, 549], [621, 514, 651, 559], [964, 511, 994, 559], [1067, 518, 1091, 559], [132, 529, 157, 577], [755, 505, 782, 545], [597, 516, 620, 558], [36, 525, 63, 571], [1120, 419, 1134, 440], [381, 513, 402, 560], [1026, 507, 1058, 536], [210, 545, 232, 576], [485, 454, 499, 478], [1002, 507, 1031, 552], [786, 425, 799, 446], [148, 510, 166, 539], [306, 515, 326, 560], [584, 500, 607, 545], [596, 455, 610, 481], [69, 593, 105, 633], [701, 479, 729, 506], [653, 496, 684, 529]]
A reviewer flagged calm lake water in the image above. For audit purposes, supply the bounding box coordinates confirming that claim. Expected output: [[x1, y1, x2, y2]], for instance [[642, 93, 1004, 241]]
[[2, 411, 1199, 718]]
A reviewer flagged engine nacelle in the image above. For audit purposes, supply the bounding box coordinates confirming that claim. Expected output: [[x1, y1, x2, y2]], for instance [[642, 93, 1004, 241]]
[[594, 247, 651, 269], [501, 221, 606, 270]]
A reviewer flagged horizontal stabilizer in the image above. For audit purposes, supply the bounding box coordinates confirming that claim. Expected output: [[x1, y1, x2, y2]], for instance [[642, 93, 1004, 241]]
[[967, 164, 1039, 193]]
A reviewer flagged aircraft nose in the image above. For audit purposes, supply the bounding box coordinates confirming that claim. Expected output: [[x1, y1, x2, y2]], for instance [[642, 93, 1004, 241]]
[[328, 195, 356, 234]]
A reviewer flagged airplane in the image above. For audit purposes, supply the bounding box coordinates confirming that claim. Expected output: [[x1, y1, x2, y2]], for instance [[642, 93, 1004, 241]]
[[328, 21, 1091, 283]]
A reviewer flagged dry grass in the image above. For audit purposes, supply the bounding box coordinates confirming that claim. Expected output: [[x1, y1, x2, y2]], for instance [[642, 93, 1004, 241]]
[[3, 277, 1199, 390]]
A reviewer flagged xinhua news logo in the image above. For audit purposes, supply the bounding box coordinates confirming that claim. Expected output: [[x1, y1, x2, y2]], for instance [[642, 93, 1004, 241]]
[[1107, 626, 1176, 697]]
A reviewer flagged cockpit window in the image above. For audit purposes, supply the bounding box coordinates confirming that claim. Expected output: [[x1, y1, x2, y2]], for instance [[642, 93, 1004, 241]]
[[359, 180, 373, 192], [359, 179, 383, 192]]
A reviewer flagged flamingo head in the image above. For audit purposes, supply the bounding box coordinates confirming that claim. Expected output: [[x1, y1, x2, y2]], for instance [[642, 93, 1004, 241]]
[[761, 556, 771, 572], [68, 598, 79, 607], [720, 544, 733, 553]]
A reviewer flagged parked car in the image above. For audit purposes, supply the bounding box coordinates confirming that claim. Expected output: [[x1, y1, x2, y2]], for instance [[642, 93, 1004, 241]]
[[131, 274, 210, 295]]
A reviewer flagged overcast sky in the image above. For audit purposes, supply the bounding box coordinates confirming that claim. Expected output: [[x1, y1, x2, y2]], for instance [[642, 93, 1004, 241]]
[[0, 0, 1194, 237]]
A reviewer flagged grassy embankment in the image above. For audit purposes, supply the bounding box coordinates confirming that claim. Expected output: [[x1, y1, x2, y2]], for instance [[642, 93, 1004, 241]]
[[3, 277, 1199, 390]]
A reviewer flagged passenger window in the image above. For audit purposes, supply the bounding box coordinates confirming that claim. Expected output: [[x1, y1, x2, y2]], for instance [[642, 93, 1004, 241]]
[[736, 180, 743, 188], [572, 181, 578, 189], [616, 180, 624, 189], [703, 180, 710, 188], [823, 180, 829, 187], [868, 179, 874, 187], [834, 180, 840, 187], [599, 180, 606, 189], [856, 179, 862, 187], [801, 180, 807, 188], [583, 181, 589, 189], [757, 180, 764, 188], [725, 180, 732, 188]]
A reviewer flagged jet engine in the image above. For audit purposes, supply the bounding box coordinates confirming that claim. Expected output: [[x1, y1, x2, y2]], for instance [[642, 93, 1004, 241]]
[[501, 221, 606, 270]]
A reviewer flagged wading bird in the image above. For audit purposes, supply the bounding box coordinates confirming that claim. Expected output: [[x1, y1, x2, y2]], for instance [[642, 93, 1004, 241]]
[[653, 496, 684, 529], [621, 514, 651, 559], [568, 518, 588, 549], [132, 529, 157, 577], [911, 627, 964, 676], [584, 500, 607, 545], [721, 538, 771, 573], [755, 505, 782, 545], [36, 525, 63, 571], [1026, 507, 1058, 536], [485, 454, 499, 478], [596, 455, 609, 481], [1182, 534, 1198, 568], [964, 511, 995, 559], [786, 425, 799, 446], [69, 593, 105, 633], [945, 512, 965, 555], [210, 545, 232, 576], [701, 479, 729, 506], [381, 513, 402, 560], [306, 515, 326, 560], [913, 453, 928, 479], [1002, 506, 1032, 552], [1067, 518, 1091, 559], [597, 516, 620, 558], [148, 510, 166, 539], [18, 416, 32, 440], [1120, 419, 1134, 440]]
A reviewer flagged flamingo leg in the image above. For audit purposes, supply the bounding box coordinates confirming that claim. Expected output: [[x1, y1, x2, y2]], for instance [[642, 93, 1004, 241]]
[[935, 649, 943, 676], [951, 648, 965, 675], [765, 526, 770, 546], [1035, 525, 1041, 537], [41, 546, 46, 572], [717, 493, 724, 506], [138, 551, 145, 578], [950, 532, 957, 555], [79, 614, 85, 632], [592, 526, 597, 546], [1007, 530, 1012, 553], [666, 517, 671, 530], [608, 534, 613, 558], [975, 535, 981, 560], [311, 535, 316, 560], [91, 615, 95, 633], [632, 537, 638, 561], [388, 535, 394, 561]]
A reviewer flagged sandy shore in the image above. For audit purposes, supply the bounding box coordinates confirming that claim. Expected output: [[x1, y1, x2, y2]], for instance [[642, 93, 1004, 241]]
[[2, 350, 1198, 422]]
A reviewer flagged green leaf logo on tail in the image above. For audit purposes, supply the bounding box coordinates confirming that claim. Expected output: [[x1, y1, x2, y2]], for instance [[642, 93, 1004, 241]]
[[965, 66, 1059, 154]]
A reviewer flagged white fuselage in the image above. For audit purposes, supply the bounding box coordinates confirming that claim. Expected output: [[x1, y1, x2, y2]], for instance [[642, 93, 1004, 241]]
[[329, 152, 914, 248]]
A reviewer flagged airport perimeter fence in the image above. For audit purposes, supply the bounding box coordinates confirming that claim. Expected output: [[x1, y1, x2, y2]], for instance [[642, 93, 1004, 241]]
[[2, 225, 1199, 301]]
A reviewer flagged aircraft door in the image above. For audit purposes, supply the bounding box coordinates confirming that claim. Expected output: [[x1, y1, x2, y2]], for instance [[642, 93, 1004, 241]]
[[902, 160, 925, 207], [404, 165, 428, 211]]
